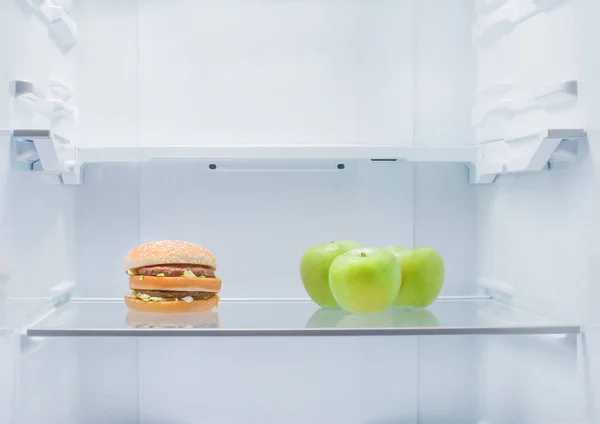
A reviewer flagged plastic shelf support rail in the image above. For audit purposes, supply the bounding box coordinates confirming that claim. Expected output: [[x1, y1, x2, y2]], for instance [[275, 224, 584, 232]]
[[469, 129, 587, 184], [473, 0, 569, 47], [472, 80, 578, 128], [10, 129, 80, 184], [16, 0, 77, 52], [9, 79, 78, 123]]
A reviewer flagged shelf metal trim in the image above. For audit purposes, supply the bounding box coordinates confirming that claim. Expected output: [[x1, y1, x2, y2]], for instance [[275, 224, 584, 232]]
[[26, 325, 581, 338], [69, 295, 492, 303]]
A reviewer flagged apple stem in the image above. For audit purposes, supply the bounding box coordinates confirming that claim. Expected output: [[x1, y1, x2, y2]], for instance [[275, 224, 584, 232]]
[[360, 252, 366, 257]]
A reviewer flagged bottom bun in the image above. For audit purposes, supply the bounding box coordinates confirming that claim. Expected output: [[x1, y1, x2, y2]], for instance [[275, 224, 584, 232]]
[[124, 295, 219, 314]]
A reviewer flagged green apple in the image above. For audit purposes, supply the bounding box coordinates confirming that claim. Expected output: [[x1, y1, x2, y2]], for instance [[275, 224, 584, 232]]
[[300, 240, 361, 308], [386, 246, 445, 307], [329, 247, 401, 314]]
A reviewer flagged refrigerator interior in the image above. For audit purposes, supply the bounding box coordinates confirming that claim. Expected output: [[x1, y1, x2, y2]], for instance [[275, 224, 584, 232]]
[[2, 0, 600, 423]]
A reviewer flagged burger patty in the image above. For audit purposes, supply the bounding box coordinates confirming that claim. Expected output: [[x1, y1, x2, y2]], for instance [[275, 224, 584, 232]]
[[135, 289, 216, 300], [135, 264, 215, 278]]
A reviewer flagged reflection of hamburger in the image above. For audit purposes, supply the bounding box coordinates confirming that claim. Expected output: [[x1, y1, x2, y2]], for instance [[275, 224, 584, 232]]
[[124, 240, 221, 313], [125, 311, 220, 329]]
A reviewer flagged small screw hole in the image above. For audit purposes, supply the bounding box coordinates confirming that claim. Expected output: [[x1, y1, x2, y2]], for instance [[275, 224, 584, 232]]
[[209, 164, 217, 170], [337, 164, 345, 170]]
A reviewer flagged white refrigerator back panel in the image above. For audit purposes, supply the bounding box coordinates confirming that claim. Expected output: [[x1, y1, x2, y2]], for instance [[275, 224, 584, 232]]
[[138, 0, 412, 146], [35, 335, 582, 424], [72, 0, 138, 148], [414, 0, 475, 147]]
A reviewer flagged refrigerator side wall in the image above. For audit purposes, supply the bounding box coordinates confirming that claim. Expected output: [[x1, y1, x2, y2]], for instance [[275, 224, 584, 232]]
[[579, 0, 600, 420], [474, 2, 591, 421], [0, 3, 13, 422], [2, 3, 80, 423], [474, 1, 588, 322]]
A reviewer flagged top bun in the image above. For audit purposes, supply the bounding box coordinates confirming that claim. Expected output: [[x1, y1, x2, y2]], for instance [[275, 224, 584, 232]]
[[124, 240, 217, 271]]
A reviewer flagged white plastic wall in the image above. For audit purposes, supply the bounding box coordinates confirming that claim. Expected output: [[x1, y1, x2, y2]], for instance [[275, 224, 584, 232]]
[[38, 336, 583, 424], [476, 160, 592, 322], [1, 3, 78, 423], [138, 0, 412, 146], [474, 1, 595, 420], [71, 0, 138, 148], [414, 0, 475, 147], [474, 1, 588, 323], [575, 0, 600, 421], [3, 0, 78, 307], [473, 1, 582, 145], [0, 2, 13, 422]]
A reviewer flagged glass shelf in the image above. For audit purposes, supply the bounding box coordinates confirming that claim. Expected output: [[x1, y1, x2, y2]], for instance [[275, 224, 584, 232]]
[[1, 297, 56, 334], [26, 297, 579, 337]]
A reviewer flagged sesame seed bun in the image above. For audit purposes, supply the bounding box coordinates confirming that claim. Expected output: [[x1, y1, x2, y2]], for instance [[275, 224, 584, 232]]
[[124, 240, 217, 271], [129, 275, 222, 293]]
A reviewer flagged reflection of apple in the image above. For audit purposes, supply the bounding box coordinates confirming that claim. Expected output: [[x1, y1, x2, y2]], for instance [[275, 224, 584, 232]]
[[329, 247, 400, 314], [300, 240, 361, 308], [386, 246, 445, 307], [305, 308, 350, 328], [392, 307, 440, 327], [336, 309, 394, 328], [336, 307, 440, 328]]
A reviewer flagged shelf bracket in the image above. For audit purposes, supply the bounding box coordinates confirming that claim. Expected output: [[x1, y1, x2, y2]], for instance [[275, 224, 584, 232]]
[[473, 80, 578, 128], [11, 129, 81, 184], [473, 0, 568, 47], [9, 79, 78, 123], [469, 129, 587, 184], [16, 0, 77, 52]]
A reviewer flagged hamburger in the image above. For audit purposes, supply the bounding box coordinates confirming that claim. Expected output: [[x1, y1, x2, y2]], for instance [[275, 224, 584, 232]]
[[124, 240, 221, 313]]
